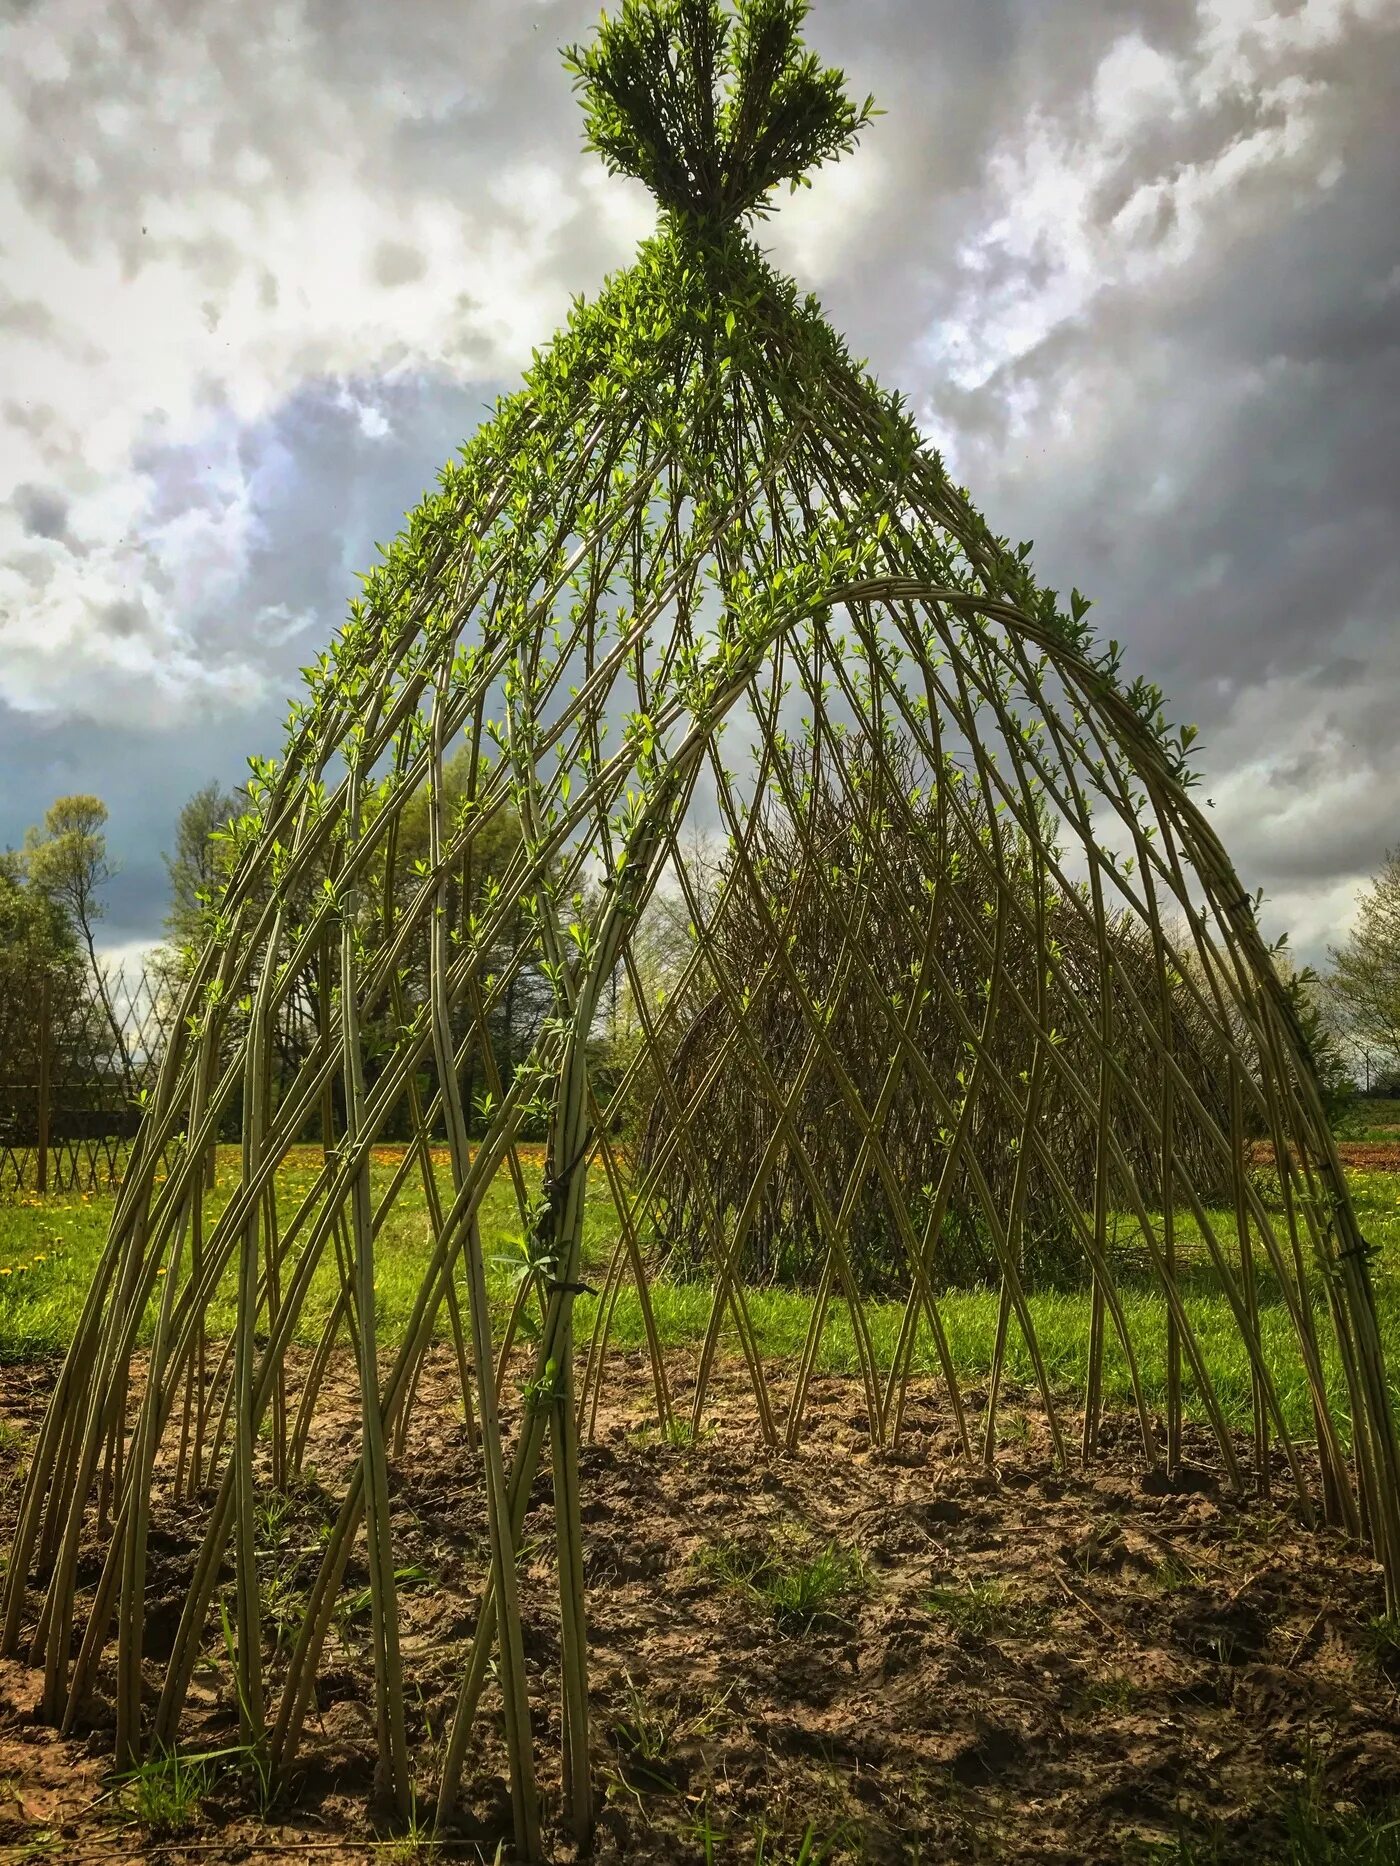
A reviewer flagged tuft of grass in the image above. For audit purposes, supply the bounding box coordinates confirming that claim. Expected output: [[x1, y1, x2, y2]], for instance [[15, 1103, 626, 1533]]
[[1069, 1671, 1136, 1717], [695, 1536, 866, 1629], [606, 1673, 737, 1800], [998, 1410, 1031, 1447], [377, 1784, 437, 1862], [260, 1566, 305, 1657], [753, 1820, 850, 1864], [1282, 1795, 1400, 1865], [688, 1804, 849, 1865], [633, 1416, 713, 1450], [111, 1746, 211, 1835], [341, 1562, 436, 1625], [1363, 1613, 1400, 1671], [925, 1575, 1038, 1641], [613, 1681, 675, 1768], [1127, 1782, 1400, 1864], [1149, 1550, 1200, 1595]]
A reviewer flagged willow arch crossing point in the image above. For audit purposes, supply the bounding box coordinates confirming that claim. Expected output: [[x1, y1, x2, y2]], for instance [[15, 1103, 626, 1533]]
[[5, 3, 1396, 1858]]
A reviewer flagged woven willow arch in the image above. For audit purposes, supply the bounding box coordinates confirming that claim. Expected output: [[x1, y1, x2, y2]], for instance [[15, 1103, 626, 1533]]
[[6, 3, 1396, 1856]]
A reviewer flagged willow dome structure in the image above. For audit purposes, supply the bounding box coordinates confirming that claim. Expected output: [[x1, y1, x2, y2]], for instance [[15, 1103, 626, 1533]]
[[5, 1, 1397, 1856]]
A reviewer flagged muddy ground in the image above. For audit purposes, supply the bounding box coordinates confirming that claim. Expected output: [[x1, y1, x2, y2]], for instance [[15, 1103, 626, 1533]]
[[1334, 1142, 1400, 1172], [1, 1350, 1399, 1863]]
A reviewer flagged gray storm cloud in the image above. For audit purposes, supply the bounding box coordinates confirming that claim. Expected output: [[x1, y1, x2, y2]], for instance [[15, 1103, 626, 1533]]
[[0, 0, 1396, 962]]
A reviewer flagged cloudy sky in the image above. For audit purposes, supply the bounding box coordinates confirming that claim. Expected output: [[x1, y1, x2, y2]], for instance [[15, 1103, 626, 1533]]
[[2, 0, 1397, 967]]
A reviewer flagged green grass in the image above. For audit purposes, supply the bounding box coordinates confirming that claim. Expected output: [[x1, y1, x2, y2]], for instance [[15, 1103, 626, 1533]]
[[1336, 1099, 1400, 1143], [3, 1152, 1400, 1449], [694, 1536, 867, 1628], [1149, 1550, 1202, 1596], [112, 1745, 212, 1834], [609, 1674, 734, 1777], [1068, 1671, 1137, 1716], [1362, 1613, 1400, 1671], [687, 1807, 849, 1866], [0, 1143, 582, 1359], [924, 1576, 1039, 1641], [1129, 1788, 1400, 1864]]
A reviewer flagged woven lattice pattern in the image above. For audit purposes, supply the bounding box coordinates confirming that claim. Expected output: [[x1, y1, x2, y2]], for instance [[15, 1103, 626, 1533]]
[[0, 961, 174, 1194], [5, 5, 1395, 1857]]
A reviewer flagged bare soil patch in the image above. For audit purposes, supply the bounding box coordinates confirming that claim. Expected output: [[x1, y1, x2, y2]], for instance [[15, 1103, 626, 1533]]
[[1, 1350, 1398, 1862], [1335, 1142, 1400, 1172]]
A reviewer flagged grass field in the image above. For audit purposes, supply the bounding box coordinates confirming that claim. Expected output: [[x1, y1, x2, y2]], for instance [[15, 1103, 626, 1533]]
[[3, 1146, 1399, 1442], [1338, 1098, 1400, 1142]]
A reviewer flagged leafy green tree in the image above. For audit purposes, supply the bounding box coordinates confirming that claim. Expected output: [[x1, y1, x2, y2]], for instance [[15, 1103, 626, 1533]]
[[0, 851, 87, 1127], [1327, 849, 1400, 1085], [25, 796, 112, 967], [163, 780, 240, 953], [152, 755, 553, 1139], [370, 746, 555, 1132], [1278, 961, 1355, 1121], [25, 795, 132, 1097], [0, 848, 78, 972]]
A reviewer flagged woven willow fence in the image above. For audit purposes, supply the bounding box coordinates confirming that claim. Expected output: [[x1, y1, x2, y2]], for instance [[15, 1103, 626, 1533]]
[[5, 4, 1396, 1857], [0, 963, 173, 1195]]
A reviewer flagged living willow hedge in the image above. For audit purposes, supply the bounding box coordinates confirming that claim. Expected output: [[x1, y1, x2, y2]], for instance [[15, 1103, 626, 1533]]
[[5, 4, 1395, 1857]]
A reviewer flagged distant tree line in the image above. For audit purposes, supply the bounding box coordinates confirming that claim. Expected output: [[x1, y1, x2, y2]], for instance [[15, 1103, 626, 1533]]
[[150, 756, 564, 1143], [1, 770, 1395, 1182], [1326, 849, 1400, 1097], [0, 796, 149, 1175]]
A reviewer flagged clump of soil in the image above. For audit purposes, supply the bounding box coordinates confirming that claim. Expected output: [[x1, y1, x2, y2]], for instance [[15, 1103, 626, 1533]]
[[1330, 1142, 1400, 1172], [1, 1349, 1398, 1863]]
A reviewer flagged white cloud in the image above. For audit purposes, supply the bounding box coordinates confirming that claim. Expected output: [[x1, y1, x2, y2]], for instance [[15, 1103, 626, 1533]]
[[763, 140, 888, 287], [1093, 36, 1185, 141], [0, 0, 1396, 965], [0, 0, 643, 726], [918, 2, 1379, 406]]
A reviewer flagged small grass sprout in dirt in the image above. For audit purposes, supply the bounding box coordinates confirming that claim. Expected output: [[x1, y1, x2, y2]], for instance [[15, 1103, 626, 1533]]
[[1150, 1549, 1201, 1595], [613, 1676, 676, 1769], [998, 1410, 1032, 1448], [1068, 1670, 1137, 1717], [377, 1784, 440, 1862], [753, 1818, 851, 1864], [689, 1803, 849, 1865], [109, 1744, 217, 1835], [611, 1670, 735, 1770], [695, 1534, 867, 1629], [259, 1565, 306, 1657], [633, 1415, 714, 1450], [608, 1674, 729, 1799], [1130, 1784, 1400, 1864], [1362, 1612, 1400, 1673], [341, 1562, 437, 1625], [924, 1575, 1039, 1641]]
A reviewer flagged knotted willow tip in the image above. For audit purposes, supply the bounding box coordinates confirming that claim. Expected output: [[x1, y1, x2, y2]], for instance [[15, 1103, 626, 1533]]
[[564, 0, 876, 229], [5, 2, 1396, 1858]]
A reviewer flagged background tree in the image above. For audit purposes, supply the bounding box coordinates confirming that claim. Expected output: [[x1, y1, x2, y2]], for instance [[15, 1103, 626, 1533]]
[[163, 780, 241, 955], [0, 849, 79, 976], [1327, 848, 1400, 1088], [25, 795, 132, 1100], [635, 734, 1241, 1296], [153, 755, 556, 1140], [0, 850, 88, 1144], [374, 744, 555, 1133]]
